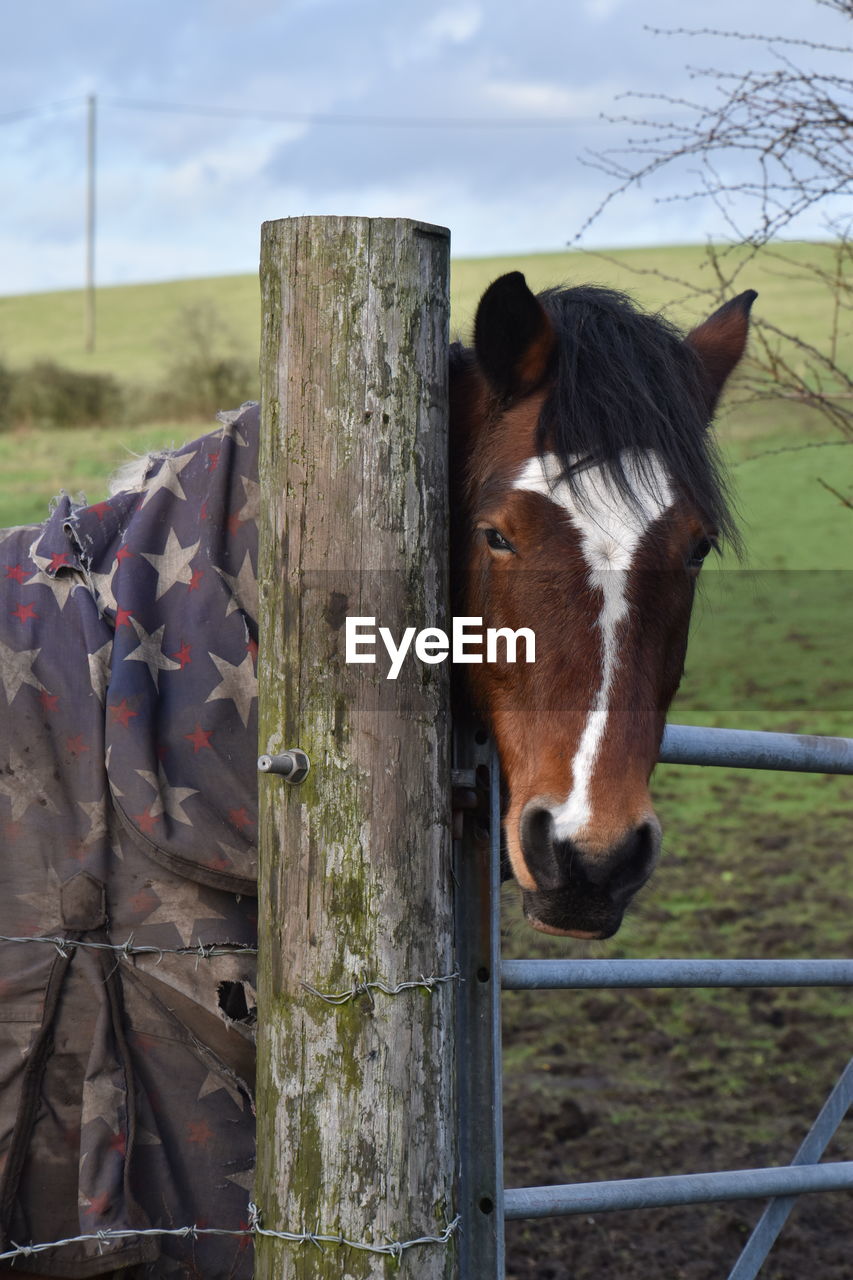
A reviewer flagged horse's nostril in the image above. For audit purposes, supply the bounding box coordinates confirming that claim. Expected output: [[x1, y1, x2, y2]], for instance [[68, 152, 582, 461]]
[[598, 823, 658, 896], [519, 805, 561, 888], [552, 822, 658, 897], [525, 806, 554, 849], [519, 802, 659, 899]]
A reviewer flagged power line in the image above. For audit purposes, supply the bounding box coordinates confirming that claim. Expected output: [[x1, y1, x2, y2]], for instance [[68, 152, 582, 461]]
[[0, 97, 85, 125], [1, 92, 665, 133], [103, 94, 606, 129]]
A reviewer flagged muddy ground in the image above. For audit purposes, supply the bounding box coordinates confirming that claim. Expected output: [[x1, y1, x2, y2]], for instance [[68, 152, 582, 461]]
[[500, 769, 853, 1279]]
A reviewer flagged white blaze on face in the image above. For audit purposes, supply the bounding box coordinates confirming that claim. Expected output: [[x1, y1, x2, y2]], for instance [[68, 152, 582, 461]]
[[513, 451, 673, 841]]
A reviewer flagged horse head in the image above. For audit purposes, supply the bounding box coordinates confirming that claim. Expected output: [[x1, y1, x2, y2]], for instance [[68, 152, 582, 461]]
[[450, 272, 755, 939]]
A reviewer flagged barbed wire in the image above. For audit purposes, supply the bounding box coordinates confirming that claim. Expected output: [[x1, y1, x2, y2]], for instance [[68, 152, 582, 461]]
[[0, 939, 461, 1260], [0, 932, 256, 962], [302, 970, 461, 1007], [0, 935, 461, 1005], [0, 1202, 461, 1264]]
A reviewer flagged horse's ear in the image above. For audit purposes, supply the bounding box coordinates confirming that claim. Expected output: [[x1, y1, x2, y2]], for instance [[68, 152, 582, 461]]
[[685, 290, 757, 415], [474, 272, 556, 402]]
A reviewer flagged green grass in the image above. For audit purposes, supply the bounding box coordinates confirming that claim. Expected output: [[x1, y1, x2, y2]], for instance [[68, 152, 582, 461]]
[[1, 240, 848, 378], [1, 247, 851, 725], [1, 243, 851, 533], [0, 274, 259, 382], [0, 420, 202, 527]]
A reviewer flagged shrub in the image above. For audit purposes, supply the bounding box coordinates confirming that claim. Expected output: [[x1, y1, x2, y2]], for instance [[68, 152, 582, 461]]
[[0, 359, 13, 426], [7, 361, 124, 429], [153, 301, 258, 420], [0, 300, 258, 432]]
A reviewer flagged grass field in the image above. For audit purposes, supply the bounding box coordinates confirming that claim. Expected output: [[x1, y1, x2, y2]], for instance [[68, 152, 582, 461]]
[[1, 241, 851, 526], [1, 247, 852, 1276], [0, 240, 846, 380]]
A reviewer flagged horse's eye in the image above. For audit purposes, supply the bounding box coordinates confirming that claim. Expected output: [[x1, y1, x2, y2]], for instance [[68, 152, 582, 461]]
[[689, 536, 714, 567], [484, 527, 515, 554]]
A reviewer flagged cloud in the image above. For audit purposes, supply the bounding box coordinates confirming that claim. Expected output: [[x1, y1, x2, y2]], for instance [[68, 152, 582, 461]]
[[583, 0, 626, 19], [0, 0, 851, 292], [423, 6, 483, 47], [480, 77, 617, 116]]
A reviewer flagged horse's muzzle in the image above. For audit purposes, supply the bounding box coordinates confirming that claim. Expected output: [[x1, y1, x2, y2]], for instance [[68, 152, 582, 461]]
[[518, 805, 660, 937]]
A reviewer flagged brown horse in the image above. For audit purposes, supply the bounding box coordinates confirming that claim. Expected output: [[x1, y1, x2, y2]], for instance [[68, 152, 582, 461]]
[[450, 272, 754, 940]]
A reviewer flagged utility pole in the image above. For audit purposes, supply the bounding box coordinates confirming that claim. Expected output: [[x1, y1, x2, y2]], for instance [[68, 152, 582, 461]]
[[85, 93, 96, 353]]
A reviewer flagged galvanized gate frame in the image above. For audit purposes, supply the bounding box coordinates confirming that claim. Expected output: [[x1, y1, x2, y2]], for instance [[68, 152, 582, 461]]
[[453, 722, 853, 1280]]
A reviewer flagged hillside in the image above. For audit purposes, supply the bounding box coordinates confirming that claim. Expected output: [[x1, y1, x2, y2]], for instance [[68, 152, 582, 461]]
[[0, 241, 848, 381], [1, 242, 851, 558]]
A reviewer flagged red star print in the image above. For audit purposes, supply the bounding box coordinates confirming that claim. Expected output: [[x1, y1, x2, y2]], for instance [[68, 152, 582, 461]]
[[133, 808, 158, 835], [48, 551, 70, 572], [39, 690, 59, 712], [11, 602, 37, 623], [247, 636, 258, 663], [185, 723, 213, 753], [82, 1191, 113, 1218], [131, 1033, 160, 1059], [227, 806, 252, 831], [107, 1129, 127, 1157], [115, 606, 134, 628], [200, 500, 208, 521], [67, 838, 91, 863], [171, 641, 192, 668], [66, 734, 89, 756], [87, 500, 113, 521], [208, 450, 220, 471], [4, 564, 27, 583], [3, 821, 22, 842], [109, 699, 138, 727], [226, 512, 242, 537], [188, 568, 204, 592], [128, 887, 157, 915], [186, 1118, 214, 1145], [115, 545, 133, 563]]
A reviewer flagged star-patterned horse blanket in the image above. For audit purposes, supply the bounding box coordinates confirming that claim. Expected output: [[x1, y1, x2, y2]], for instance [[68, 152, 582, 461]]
[[0, 404, 262, 1277]]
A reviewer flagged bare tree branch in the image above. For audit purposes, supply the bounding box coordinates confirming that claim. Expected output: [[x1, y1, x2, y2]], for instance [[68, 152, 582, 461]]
[[816, 476, 853, 508], [580, 4, 853, 437]]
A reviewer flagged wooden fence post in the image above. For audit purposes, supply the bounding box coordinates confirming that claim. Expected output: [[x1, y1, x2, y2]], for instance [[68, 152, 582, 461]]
[[256, 217, 454, 1278]]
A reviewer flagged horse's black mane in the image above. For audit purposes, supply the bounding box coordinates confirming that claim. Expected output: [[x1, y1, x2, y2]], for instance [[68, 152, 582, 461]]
[[452, 283, 737, 547], [538, 285, 736, 544]]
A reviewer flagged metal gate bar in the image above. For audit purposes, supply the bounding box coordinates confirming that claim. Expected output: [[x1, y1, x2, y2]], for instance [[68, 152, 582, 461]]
[[503, 1162, 853, 1219], [728, 1058, 853, 1280], [456, 723, 853, 1278], [660, 724, 853, 773], [502, 958, 853, 990], [454, 729, 505, 1275]]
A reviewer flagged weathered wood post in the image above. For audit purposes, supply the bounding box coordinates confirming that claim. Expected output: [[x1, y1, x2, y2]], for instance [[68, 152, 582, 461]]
[[256, 217, 454, 1278]]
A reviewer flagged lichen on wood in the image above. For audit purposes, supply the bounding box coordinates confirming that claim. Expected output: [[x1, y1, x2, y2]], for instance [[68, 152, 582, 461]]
[[256, 217, 453, 1278]]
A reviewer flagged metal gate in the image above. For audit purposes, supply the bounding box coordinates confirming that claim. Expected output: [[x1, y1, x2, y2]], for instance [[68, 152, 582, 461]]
[[453, 723, 853, 1279]]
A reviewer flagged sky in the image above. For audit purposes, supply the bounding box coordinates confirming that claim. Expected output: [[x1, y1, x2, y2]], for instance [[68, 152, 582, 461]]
[[1, 0, 851, 294]]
